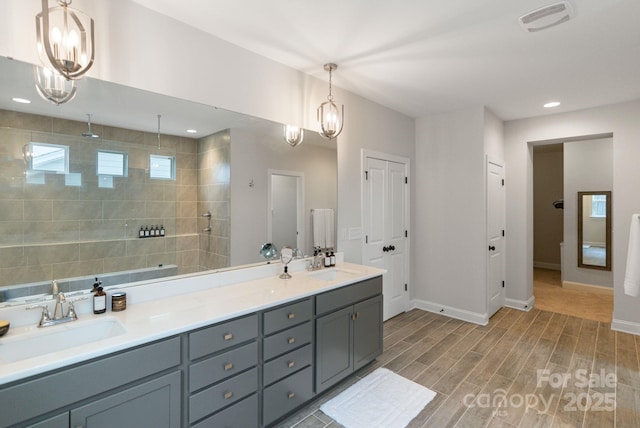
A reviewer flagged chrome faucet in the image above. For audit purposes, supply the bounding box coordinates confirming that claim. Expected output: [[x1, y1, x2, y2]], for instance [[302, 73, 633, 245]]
[[27, 280, 87, 328]]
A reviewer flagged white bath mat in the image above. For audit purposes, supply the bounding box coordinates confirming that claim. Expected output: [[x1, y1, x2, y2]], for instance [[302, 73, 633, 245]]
[[320, 368, 436, 428]]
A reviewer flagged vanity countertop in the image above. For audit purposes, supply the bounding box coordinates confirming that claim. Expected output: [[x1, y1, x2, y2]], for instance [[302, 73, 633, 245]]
[[0, 261, 384, 385]]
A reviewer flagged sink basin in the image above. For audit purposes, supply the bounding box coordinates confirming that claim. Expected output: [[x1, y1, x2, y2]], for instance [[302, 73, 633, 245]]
[[308, 268, 358, 282], [0, 317, 126, 363]]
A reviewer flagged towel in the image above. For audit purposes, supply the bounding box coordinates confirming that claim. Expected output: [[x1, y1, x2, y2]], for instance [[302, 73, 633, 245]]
[[624, 214, 640, 297], [325, 208, 335, 249], [312, 208, 334, 249]]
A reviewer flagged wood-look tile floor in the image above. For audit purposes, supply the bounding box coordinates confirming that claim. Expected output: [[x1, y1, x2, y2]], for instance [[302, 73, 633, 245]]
[[278, 308, 640, 428], [533, 268, 613, 323]]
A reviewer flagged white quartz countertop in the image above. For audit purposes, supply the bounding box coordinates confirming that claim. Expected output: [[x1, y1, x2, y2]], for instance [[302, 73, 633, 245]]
[[0, 261, 384, 385]]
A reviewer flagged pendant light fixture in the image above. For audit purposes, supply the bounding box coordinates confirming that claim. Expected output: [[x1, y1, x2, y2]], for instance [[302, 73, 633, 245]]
[[82, 113, 99, 138], [34, 65, 77, 105], [283, 125, 304, 147], [36, 0, 95, 80], [317, 63, 344, 140]]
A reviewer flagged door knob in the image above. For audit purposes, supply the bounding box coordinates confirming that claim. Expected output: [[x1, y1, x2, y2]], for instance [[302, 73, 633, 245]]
[[488, 245, 496, 251], [383, 246, 388, 252], [389, 245, 396, 251]]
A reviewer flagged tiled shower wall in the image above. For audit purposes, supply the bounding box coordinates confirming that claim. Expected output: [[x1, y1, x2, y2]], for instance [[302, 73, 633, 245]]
[[197, 130, 231, 271], [0, 109, 230, 290]]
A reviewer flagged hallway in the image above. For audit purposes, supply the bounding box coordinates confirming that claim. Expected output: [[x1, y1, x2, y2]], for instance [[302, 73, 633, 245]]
[[533, 268, 613, 323]]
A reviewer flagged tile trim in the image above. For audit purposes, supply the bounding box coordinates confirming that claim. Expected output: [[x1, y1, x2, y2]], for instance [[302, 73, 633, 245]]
[[410, 299, 488, 325]]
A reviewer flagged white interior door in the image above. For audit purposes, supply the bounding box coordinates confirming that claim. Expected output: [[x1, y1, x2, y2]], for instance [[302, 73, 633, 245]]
[[363, 154, 409, 321], [487, 157, 505, 317], [268, 170, 304, 251]]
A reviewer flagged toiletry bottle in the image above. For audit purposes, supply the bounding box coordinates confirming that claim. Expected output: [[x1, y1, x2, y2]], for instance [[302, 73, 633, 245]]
[[330, 250, 336, 267], [139, 226, 144, 238], [160, 225, 165, 237], [144, 226, 150, 237], [92, 278, 106, 314], [324, 251, 331, 267]]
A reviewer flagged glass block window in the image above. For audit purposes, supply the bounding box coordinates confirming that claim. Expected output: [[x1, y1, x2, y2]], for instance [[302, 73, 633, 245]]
[[149, 154, 176, 180], [28, 142, 69, 174], [97, 151, 128, 177]]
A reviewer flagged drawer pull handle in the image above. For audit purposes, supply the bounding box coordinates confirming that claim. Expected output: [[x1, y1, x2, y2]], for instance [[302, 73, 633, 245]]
[[224, 391, 234, 400], [287, 360, 295, 368], [223, 333, 234, 341], [351, 312, 360, 321], [287, 337, 296, 344], [287, 392, 296, 399], [287, 313, 295, 319], [224, 362, 234, 371]]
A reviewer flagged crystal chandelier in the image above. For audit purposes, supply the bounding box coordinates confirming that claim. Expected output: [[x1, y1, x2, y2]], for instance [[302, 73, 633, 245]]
[[284, 125, 304, 147], [317, 63, 344, 140], [36, 0, 95, 80]]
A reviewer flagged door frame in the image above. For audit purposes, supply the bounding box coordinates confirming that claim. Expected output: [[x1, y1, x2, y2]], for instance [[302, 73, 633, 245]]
[[361, 149, 411, 316], [267, 169, 305, 251], [486, 155, 506, 317]]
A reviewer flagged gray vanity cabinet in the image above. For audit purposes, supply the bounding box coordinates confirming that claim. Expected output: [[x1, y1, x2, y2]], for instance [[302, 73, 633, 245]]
[[1, 337, 181, 428], [70, 371, 181, 428], [315, 276, 383, 393], [187, 314, 259, 427], [262, 299, 314, 426]]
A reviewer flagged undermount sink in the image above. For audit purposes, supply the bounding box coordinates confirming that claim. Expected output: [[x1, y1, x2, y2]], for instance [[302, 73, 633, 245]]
[[308, 268, 358, 282], [0, 317, 126, 363]]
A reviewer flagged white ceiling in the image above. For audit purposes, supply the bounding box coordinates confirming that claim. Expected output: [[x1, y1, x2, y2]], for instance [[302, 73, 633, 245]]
[[131, 0, 640, 121]]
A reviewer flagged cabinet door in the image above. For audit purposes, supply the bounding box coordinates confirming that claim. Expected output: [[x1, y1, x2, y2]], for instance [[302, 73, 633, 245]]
[[315, 306, 353, 393], [353, 295, 383, 370], [70, 371, 181, 428]]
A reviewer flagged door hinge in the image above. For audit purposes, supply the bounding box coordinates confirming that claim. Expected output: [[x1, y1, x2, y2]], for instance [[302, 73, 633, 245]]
[[365, 171, 368, 180], [404, 283, 408, 291], [502, 230, 505, 237], [405, 230, 408, 238], [365, 235, 368, 244], [502, 280, 505, 288], [405, 177, 408, 184], [501, 179, 505, 186]]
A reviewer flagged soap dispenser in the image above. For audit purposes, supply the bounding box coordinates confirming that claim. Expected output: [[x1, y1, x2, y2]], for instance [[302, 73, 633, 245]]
[[92, 277, 106, 314]]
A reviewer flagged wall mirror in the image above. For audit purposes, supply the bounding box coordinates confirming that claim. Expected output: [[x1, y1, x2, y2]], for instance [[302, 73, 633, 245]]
[[577, 191, 611, 270], [0, 56, 336, 306]]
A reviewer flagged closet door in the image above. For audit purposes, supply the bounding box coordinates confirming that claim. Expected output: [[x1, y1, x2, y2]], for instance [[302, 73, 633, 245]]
[[363, 154, 409, 320]]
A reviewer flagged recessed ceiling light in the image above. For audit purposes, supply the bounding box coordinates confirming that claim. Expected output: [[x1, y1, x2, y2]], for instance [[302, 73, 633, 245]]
[[11, 97, 31, 104], [544, 101, 561, 108], [186, 129, 197, 134]]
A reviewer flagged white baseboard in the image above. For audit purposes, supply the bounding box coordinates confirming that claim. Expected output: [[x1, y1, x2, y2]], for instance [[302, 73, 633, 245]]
[[411, 299, 488, 326], [562, 281, 613, 295], [611, 318, 640, 336], [505, 295, 535, 312], [533, 261, 561, 271]]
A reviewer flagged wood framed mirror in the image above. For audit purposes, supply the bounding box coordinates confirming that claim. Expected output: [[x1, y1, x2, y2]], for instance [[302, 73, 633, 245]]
[[578, 191, 611, 270]]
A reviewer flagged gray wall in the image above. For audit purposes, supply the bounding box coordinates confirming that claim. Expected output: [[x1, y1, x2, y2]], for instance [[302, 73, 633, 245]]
[[563, 137, 613, 287]]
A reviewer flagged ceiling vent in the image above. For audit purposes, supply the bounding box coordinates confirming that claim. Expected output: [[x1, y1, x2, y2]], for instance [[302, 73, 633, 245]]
[[519, 1, 575, 33]]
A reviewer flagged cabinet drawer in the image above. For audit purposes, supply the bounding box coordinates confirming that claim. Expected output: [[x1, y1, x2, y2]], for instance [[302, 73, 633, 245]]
[[189, 367, 258, 423], [263, 366, 314, 426], [263, 344, 312, 386], [316, 276, 382, 315], [263, 321, 312, 361], [263, 298, 312, 335], [26, 413, 68, 428], [189, 314, 258, 360], [0, 337, 181, 428], [191, 394, 258, 428], [190, 341, 258, 392]]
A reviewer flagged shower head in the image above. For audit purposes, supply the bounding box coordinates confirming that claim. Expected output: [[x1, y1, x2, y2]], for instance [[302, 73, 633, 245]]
[[82, 113, 100, 138]]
